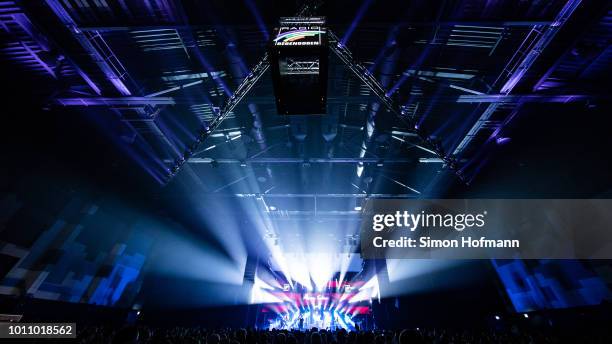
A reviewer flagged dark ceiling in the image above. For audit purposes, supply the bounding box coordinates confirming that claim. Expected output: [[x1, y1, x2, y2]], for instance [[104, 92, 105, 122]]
[[1, 0, 611, 219]]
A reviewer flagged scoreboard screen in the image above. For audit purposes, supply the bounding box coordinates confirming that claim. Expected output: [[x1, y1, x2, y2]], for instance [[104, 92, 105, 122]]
[[269, 17, 328, 115], [273, 17, 326, 46], [273, 27, 325, 46]]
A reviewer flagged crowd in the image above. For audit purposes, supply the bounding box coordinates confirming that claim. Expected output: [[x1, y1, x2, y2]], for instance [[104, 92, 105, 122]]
[[72, 326, 610, 344]]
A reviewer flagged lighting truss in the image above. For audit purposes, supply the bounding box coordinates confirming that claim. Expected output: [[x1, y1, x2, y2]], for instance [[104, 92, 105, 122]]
[[296, 0, 324, 17], [168, 7, 464, 182], [168, 54, 270, 177], [54, 94, 598, 107], [451, 0, 582, 159], [284, 59, 320, 75], [327, 30, 464, 180], [327, 31, 399, 117], [166, 157, 447, 164], [168, 0, 322, 180]]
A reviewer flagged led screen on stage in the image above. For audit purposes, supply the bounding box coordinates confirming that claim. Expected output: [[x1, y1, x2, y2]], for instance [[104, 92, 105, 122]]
[[252, 273, 375, 331]]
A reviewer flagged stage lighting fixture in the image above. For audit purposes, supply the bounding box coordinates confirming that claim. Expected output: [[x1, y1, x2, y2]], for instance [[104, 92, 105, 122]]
[[523, 313, 529, 318], [269, 17, 328, 115], [495, 315, 501, 320], [496, 136, 511, 145], [269, 205, 277, 211]]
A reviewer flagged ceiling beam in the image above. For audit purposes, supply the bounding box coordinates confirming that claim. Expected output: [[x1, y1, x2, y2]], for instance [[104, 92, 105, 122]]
[[54, 94, 603, 107], [55, 97, 176, 106], [234, 193, 420, 198], [75, 21, 555, 32], [452, 0, 584, 158], [165, 157, 446, 164]]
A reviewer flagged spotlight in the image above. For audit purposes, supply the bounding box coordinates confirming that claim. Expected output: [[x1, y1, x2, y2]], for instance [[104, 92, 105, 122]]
[[494, 315, 501, 320], [269, 206, 277, 211], [354, 198, 364, 211], [496, 136, 511, 145], [523, 313, 529, 319]]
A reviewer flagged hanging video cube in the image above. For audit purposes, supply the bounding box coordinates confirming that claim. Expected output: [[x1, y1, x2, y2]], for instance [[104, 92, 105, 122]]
[[269, 17, 328, 115]]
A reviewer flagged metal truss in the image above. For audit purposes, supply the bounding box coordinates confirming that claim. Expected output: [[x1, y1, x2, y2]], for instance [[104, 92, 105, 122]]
[[167, 0, 321, 180], [54, 94, 601, 107], [46, 0, 185, 169], [296, 0, 324, 17], [198, 192, 421, 220], [452, 0, 583, 158], [165, 157, 447, 164], [168, 53, 270, 177], [328, 31, 401, 118], [76, 21, 558, 33], [46, 0, 585, 185], [235, 193, 420, 199], [285, 59, 320, 75], [327, 30, 464, 180], [166, 27, 466, 182], [0, 12, 56, 78], [47, 0, 481, 183], [55, 97, 176, 106], [46, 0, 132, 96]]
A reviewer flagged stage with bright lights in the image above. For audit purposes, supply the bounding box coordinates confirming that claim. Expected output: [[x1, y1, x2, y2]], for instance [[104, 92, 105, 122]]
[[249, 255, 379, 331]]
